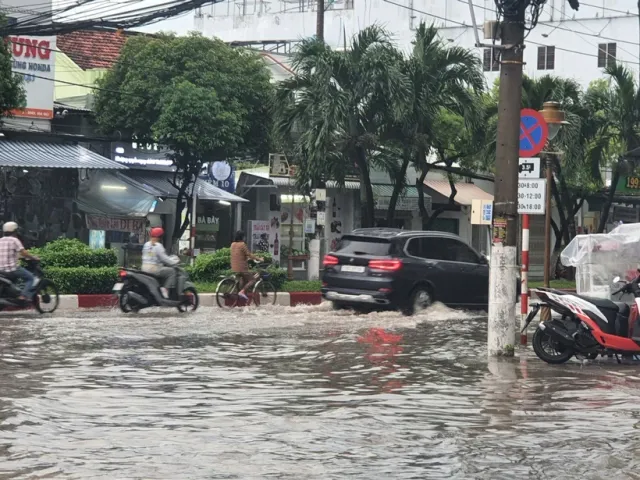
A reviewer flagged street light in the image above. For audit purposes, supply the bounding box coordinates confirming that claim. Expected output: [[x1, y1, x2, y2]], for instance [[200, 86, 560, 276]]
[[538, 102, 568, 313]]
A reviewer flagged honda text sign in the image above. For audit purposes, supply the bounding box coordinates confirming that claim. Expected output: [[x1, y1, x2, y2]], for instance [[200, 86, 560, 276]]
[[9, 36, 56, 119]]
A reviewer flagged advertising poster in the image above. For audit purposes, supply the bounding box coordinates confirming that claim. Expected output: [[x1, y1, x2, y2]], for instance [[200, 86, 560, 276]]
[[9, 35, 56, 119], [249, 219, 280, 264]]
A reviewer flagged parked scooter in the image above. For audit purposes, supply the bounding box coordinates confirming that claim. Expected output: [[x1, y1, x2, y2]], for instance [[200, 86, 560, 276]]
[[0, 259, 60, 313], [524, 272, 640, 364], [113, 261, 199, 313]]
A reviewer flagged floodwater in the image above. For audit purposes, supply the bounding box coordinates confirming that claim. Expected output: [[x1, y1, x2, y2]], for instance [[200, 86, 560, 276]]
[[2, 304, 640, 479]]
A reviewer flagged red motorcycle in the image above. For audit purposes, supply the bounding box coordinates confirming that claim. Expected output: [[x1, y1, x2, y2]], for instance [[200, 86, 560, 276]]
[[524, 273, 640, 364]]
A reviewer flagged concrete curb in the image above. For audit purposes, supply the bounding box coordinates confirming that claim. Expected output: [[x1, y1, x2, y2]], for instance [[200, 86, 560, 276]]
[[52, 292, 323, 311]]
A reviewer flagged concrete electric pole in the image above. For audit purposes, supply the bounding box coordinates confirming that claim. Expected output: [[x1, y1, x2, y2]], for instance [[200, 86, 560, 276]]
[[487, 2, 526, 357]]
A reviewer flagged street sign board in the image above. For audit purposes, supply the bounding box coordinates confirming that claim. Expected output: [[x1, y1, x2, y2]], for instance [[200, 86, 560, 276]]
[[518, 179, 546, 215], [519, 157, 541, 178], [520, 109, 548, 157]]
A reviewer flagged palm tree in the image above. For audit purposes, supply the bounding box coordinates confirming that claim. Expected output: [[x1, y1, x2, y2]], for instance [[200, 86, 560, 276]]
[[586, 65, 640, 232], [272, 26, 408, 227], [381, 23, 485, 225]]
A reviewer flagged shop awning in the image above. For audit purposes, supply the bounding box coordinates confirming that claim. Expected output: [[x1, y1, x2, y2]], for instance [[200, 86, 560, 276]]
[[271, 175, 360, 189], [0, 140, 126, 169], [372, 184, 431, 212], [123, 170, 248, 203], [423, 180, 493, 206]]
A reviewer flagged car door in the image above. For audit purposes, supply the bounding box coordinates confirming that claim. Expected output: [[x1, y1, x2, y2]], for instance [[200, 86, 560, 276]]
[[447, 240, 489, 307], [403, 236, 455, 304]]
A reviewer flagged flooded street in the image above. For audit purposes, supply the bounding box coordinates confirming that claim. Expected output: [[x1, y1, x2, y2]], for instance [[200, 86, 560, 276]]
[[2, 304, 640, 479]]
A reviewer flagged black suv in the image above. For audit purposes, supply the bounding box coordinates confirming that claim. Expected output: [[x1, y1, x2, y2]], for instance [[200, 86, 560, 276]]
[[322, 228, 493, 315]]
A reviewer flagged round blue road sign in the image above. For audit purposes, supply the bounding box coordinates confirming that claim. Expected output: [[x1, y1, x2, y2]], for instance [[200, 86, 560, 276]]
[[519, 108, 548, 157]]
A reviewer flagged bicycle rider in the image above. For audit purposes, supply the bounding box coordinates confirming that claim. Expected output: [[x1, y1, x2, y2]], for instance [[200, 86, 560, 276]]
[[230, 230, 263, 302]]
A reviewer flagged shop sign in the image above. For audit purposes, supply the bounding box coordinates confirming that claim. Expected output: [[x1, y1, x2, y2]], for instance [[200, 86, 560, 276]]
[[208, 161, 235, 193], [86, 215, 146, 236], [617, 176, 640, 195], [197, 215, 219, 232], [9, 35, 56, 119], [111, 141, 173, 168]]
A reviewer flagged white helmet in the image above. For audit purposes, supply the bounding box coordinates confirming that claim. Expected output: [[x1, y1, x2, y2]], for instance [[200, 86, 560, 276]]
[[3, 222, 18, 233]]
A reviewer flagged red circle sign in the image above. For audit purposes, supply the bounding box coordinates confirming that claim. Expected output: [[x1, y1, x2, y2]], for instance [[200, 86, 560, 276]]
[[520, 108, 549, 157]]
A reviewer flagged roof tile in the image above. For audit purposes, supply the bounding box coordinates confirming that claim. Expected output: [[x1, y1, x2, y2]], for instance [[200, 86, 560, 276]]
[[57, 30, 137, 70]]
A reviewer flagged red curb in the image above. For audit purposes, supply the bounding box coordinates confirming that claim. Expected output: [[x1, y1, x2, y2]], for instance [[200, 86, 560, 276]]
[[78, 294, 118, 308], [289, 292, 322, 306]]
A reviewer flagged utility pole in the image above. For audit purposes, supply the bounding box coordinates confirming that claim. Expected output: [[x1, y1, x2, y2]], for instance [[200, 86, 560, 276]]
[[487, 3, 526, 357], [316, 0, 324, 40]]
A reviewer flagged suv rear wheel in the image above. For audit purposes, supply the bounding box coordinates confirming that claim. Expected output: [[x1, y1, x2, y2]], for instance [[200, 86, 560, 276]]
[[404, 286, 433, 316]]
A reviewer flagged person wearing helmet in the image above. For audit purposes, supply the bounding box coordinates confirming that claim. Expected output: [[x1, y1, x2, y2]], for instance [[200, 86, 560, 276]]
[[0, 222, 38, 301], [142, 227, 178, 299]]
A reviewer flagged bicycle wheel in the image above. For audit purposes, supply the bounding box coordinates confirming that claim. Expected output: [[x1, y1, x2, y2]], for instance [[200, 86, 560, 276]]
[[216, 277, 239, 308], [251, 280, 277, 306]]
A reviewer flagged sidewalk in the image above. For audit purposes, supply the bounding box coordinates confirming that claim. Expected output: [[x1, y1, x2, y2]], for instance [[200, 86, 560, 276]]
[[54, 292, 324, 310]]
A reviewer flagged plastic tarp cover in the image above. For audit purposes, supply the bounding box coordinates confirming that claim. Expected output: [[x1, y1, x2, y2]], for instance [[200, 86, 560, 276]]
[[560, 223, 640, 298], [77, 170, 155, 217]]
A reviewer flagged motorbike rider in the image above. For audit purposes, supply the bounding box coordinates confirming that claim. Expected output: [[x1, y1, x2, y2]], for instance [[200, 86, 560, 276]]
[[231, 230, 263, 302], [142, 227, 178, 299], [0, 222, 39, 301]]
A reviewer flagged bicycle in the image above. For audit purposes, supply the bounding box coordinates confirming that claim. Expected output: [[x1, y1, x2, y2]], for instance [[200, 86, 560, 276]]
[[215, 261, 277, 308]]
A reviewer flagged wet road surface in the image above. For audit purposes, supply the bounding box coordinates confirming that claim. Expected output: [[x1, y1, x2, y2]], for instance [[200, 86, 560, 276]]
[[2, 303, 640, 479]]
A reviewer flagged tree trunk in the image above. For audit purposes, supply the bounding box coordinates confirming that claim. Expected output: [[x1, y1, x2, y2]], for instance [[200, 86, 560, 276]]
[[355, 147, 374, 228], [424, 175, 457, 230], [386, 150, 411, 225], [550, 175, 570, 246], [597, 162, 620, 233]]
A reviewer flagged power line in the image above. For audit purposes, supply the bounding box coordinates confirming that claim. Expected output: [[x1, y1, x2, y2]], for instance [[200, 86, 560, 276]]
[[13, 71, 150, 98], [579, 1, 637, 16]]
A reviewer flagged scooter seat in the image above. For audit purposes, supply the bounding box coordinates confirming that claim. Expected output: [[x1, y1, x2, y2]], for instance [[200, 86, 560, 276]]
[[575, 295, 620, 311], [125, 269, 162, 281]]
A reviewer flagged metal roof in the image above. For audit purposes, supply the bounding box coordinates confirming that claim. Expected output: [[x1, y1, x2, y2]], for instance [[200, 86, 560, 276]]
[[270, 175, 360, 190], [423, 180, 493, 206], [123, 170, 248, 203], [0, 140, 126, 169], [372, 185, 420, 198]]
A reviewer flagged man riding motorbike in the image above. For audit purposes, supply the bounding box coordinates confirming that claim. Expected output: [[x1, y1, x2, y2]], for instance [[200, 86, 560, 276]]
[[142, 227, 178, 299], [0, 222, 39, 301]]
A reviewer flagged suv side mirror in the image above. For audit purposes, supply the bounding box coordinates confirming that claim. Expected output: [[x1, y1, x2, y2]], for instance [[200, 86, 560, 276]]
[[480, 255, 489, 265]]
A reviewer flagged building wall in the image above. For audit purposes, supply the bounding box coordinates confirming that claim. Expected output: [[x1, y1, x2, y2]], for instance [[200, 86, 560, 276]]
[[54, 52, 108, 108], [198, 0, 640, 88]]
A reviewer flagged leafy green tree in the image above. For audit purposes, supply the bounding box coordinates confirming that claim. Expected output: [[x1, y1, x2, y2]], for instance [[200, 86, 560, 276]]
[[0, 31, 26, 118], [94, 33, 273, 236], [380, 23, 485, 225], [585, 65, 640, 232], [273, 26, 408, 228]]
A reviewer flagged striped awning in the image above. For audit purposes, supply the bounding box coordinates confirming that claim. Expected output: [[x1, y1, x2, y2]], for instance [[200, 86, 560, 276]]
[[123, 170, 248, 203], [0, 140, 126, 169], [270, 175, 360, 189]]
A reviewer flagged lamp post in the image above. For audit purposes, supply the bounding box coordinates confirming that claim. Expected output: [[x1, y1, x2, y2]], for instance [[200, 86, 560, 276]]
[[539, 102, 568, 320]]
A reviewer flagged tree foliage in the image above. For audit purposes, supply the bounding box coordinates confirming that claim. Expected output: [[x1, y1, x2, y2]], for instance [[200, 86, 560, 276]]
[[0, 25, 26, 118], [94, 33, 273, 236]]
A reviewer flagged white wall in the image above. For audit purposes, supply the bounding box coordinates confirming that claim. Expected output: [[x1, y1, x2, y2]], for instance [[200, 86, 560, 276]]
[[196, 0, 640, 88]]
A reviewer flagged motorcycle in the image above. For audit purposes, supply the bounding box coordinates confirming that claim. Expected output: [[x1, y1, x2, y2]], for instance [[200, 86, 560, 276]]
[[113, 262, 199, 313], [0, 259, 60, 314], [523, 272, 640, 364]]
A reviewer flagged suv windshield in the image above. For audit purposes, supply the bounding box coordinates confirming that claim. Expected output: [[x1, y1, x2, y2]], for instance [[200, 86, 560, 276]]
[[337, 236, 392, 256]]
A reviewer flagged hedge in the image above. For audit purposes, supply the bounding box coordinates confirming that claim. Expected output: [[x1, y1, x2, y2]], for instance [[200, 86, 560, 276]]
[[189, 249, 273, 282], [45, 267, 120, 294], [31, 238, 117, 268]]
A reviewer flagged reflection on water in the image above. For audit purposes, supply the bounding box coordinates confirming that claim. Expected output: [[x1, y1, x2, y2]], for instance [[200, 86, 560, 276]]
[[2, 303, 640, 478]]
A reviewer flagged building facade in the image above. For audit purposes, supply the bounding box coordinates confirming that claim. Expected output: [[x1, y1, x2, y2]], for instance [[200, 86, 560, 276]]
[[194, 0, 639, 88]]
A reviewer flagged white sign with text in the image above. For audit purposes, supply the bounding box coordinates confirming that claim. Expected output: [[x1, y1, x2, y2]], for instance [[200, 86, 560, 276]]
[[517, 179, 546, 215]]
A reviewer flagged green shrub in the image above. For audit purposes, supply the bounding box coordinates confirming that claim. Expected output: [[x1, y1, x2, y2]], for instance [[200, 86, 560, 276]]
[[31, 238, 117, 268], [45, 266, 119, 294], [282, 280, 322, 292], [190, 249, 273, 282]]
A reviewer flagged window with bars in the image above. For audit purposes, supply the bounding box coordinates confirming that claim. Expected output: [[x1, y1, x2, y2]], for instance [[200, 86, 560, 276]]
[[482, 48, 500, 72], [537, 46, 555, 70], [598, 43, 617, 68]]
